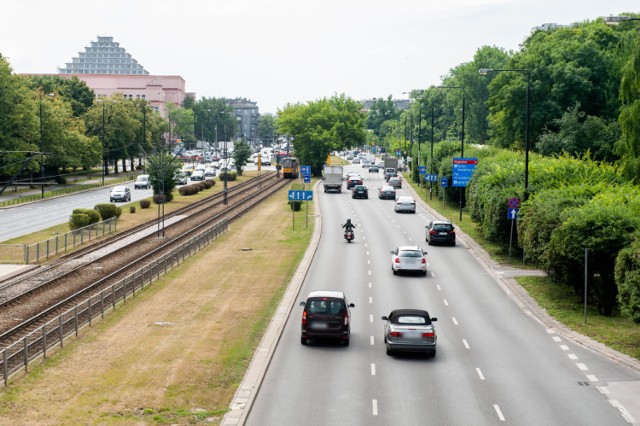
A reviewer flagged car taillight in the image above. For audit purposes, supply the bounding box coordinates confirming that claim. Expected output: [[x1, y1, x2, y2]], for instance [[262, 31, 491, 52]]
[[422, 332, 435, 338], [450, 230, 456, 234], [430, 230, 438, 235], [343, 311, 349, 325], [422, 258, 426, 264], [394, 257, 400, 263], [390, 331, 403, 337], [302, 310, 307, 326]]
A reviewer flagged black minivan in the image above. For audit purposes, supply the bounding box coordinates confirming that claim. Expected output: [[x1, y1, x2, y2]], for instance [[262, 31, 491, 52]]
[[300, 291, 355, 346]]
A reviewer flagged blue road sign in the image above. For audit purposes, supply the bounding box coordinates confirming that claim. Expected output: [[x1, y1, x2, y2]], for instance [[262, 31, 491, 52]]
[[424, 173, 438, 182], [303, 174, 311, 183], [419, 166, 427, 175], [452, 157, 479, 187], [508, 207, 519, 220], [441, 178, 448, 188], [300, 165, 311, 175], [289, 190, 313, 201]]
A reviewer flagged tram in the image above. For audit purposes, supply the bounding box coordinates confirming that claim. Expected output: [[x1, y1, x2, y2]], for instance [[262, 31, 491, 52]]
[[282, 157, 300, 179]]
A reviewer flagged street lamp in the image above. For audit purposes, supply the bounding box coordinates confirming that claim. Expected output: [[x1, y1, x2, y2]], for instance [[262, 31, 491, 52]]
[[437, 85, 465, 220], [38, 92, 54, 198], [479, 68, 530, 196]]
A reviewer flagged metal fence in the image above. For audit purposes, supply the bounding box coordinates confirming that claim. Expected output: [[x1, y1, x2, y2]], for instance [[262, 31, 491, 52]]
[[0, 175, 135, 208], [0, 217, 118, 264], [1, 219, 228, 386]]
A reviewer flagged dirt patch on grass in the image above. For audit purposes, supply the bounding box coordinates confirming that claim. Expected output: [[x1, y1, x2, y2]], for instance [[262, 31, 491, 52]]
[[0, 186, 312, 425]]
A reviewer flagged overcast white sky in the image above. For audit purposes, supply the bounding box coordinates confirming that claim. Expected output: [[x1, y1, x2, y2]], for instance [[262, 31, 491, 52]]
[[2, 0, 638, 114]]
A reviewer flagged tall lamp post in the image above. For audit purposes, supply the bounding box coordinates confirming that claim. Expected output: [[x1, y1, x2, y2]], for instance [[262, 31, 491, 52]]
[[479, 68, 530, 197], [437, 85, 465, 220], [38, 93, 54, 198], [430, 101, 435, 200]]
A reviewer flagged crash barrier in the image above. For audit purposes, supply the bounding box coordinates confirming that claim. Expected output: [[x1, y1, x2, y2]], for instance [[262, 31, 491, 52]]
[[0, 219, 228, 385]]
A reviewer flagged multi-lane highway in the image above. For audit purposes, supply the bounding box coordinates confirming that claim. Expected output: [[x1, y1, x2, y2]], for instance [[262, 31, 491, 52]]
[[245, 164, 640, 425]]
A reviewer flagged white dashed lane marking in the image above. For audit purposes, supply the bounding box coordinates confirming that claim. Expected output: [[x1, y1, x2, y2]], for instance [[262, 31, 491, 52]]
[[463, 339, 470, 349], [476, 368, 485, 380], [494, 404, 506, 421]]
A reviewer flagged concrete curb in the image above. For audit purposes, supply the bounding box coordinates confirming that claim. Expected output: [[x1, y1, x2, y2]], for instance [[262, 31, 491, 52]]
[[403, 178, 640, 374], [221, 180, 323, 425]]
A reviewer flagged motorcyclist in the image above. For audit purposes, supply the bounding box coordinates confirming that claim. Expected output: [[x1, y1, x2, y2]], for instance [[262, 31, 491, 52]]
[[342, 219, 356, 232]]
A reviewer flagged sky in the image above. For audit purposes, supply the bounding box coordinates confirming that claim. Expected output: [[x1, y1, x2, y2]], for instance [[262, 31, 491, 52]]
[[2, 0, 638, 115]]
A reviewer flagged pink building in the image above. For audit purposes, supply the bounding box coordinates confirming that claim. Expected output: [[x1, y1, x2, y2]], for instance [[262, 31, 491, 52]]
[[61, 74, 187, 117]]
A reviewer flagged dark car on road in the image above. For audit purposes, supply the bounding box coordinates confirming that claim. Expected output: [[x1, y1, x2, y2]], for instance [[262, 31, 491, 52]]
[[300, 290, 355, 346], [382, 309, 438, 357], [368, 165, 379, 173], [378, 185, 396, 200], [346, 176, 363, 189], [352, 185, 368, 199], [426, 220, 456, 246], [388, 176, 402, 189]]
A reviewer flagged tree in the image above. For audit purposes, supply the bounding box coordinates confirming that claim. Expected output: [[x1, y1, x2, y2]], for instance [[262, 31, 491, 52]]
[[27, 75, 95, 117], [145, 152, 181, 202], [166, 102, 195, 148], [258, 114, 276, 144], [366, 95, 399, 138], [537, 104, 619, 161], [277, 94, 366, 176], [486, 20, 627, 150], [232, 140, 252, 175], [617, 31, 640, 181], [615, 235, 640, 323]]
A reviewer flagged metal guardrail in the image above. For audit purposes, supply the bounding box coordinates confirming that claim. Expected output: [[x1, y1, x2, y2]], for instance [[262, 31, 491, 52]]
[[1, 219, 228, 385], [0, 217, 118, 264]]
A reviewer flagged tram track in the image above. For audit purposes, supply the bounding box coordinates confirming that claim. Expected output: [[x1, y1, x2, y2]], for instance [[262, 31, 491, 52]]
[[0, 172, 288, 350]]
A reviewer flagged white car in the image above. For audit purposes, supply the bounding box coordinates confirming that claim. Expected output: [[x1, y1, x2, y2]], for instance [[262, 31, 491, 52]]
[[204, 167, 216, 177], [109, 185, 131, 202], [134, 174, 151, 189], [394, 196, 416, 213], [391, 245, 428, 276], [190, 170, 205, 181]]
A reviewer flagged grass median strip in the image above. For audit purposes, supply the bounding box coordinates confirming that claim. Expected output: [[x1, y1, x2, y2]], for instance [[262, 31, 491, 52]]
[[0, 184, 314, 424]]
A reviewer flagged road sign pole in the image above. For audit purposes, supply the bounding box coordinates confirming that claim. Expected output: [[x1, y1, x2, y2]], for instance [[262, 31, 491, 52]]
[[509, 219, 514, 261], [305, 199, 309, 229]]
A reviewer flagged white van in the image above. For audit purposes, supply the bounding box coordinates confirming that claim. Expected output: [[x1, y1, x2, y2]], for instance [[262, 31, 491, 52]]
[[134, 174, 151, 189]]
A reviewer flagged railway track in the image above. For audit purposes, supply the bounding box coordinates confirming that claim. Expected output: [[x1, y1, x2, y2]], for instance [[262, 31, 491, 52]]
[[0, 173, 288, 355]]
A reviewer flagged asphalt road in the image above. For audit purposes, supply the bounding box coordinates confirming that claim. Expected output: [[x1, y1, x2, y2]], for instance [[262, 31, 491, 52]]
[[245, 164, 640, 425], [0, 183, 153, 242]]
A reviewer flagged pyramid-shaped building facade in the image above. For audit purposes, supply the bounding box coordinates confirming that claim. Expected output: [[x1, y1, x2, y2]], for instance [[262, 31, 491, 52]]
[[58, 36, 149, 75]]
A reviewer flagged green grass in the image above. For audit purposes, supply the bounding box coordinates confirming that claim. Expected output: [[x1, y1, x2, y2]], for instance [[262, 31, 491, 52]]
[[518, 276, 640, 359]]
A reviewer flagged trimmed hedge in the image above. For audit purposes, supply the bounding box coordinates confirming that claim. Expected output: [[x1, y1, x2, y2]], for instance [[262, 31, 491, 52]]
[[218, 171, 237, 182], [94, 203, 122, 220], [69, 213, 91, 230], [72, 208, 101, 224], [140, 199, 151, 209]]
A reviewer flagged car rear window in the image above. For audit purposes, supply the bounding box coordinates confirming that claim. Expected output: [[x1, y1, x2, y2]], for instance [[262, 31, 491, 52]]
[[433, 224, 453, 231], [399, 250, 422, 258], [395, 316, 428, 325], [307, 298, 345, 314]]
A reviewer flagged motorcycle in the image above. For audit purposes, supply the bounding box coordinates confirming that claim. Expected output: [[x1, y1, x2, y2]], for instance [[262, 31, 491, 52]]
[[344, 230, 354, 243]]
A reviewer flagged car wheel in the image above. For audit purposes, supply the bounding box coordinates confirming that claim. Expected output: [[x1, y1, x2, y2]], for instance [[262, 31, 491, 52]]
[[301, 336, 307, 345], [386, 346, 393, 356], [343, 337, 350, 347], [383, 336, 387, 343], [423, 270, 428, 276], [392, 268, 397, 275], [427, 239, 433, 246], [430, 349, 437, 358]]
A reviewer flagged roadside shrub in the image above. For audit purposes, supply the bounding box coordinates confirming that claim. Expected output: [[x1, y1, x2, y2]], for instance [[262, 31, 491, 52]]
[[94, 203, 119, 220], [179, 184, 202, 196], [615, 236, 640, 323], [130, 206, 136, 214], [72, 208, 101, 224], [139, 199, 151, 209], [289, 201, 302, 211], [202, 179, 215, 189], [218, 171, 237, 182], [153, 193, 166, 204], [69, 213, 91, 230], [116, 206, 122, 218]]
